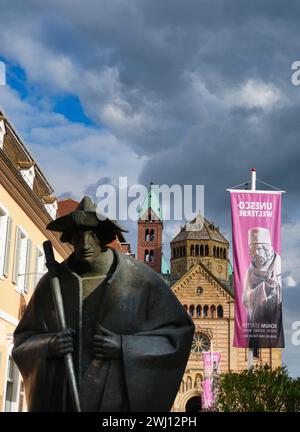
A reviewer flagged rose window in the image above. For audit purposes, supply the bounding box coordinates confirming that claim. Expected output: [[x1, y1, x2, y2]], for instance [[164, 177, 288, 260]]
[[191, 332, 211, 354]]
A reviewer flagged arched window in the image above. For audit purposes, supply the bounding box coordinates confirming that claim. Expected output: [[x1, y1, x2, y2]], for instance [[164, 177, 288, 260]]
[[149, 250, 154, 262], [196, 305, 201, 317], [216, 247, 219, 258], [203, 305, 209, 318], [213, 246, 216, 257], [145, 229, 149, 241], [223, 249, 226, 259], [173, 248, 176, 259], [177, 247, 180, 258], [189, 305, 195, 317], [210, 305, 216, 318], [191, 332, 211, 353], [220, 248, 223, 258], [205, 245, 209, 256], [195, 245, 199, 256], [183, 304, 188, 312], [200, 245, 204, 256], [190, 245, 195, 256], [183, 246, 186, 257], [144, 250, 149, 262], [217, 305, 224, 319], [180, 246, 183, 257], [150, 229, 155, 241]]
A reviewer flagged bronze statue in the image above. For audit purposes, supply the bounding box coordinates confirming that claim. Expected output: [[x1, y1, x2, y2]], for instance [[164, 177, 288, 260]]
[[12, 196, 194, 412]]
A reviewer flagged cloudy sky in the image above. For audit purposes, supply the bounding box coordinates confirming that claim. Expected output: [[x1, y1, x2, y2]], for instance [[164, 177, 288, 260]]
[[0, 0, 300, 376]]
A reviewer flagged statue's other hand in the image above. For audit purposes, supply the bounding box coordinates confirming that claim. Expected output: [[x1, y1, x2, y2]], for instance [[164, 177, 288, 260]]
[[48, 328, 75, 358], [93, 325, 122, 360]]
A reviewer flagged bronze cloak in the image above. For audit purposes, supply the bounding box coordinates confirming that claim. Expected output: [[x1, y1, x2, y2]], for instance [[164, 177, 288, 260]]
[[12, 249, 194, 412]]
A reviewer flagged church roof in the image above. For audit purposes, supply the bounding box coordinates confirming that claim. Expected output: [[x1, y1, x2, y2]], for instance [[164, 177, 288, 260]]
[[171, 259, 234, 298], [138, 185, 163, 221], [171, 217, 229, 244]]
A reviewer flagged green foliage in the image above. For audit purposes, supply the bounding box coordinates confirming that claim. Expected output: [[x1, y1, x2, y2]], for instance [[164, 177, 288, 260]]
[[215, 364, 300, 412]]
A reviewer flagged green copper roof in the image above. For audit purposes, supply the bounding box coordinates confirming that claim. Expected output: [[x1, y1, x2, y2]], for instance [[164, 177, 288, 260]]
[[228, 260, 233, 276], [161, 253, 170, 274], [138, 187, 163, 221]]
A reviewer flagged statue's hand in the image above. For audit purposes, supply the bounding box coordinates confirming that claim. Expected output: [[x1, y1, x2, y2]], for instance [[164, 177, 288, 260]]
[[93, 325, 122, 360], [48, 328, 75, 357]]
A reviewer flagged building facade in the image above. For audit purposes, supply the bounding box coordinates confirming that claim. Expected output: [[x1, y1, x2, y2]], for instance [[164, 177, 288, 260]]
[[0, 111, 71, 411], [170, 217, 282, 411]]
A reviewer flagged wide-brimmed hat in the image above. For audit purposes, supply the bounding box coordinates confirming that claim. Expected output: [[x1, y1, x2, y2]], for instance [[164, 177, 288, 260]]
[[47, 196, 128, 242]]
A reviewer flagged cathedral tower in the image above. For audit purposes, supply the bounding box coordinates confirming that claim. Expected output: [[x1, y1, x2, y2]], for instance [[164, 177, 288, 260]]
[[170, 217, 229, 282], [137, 184, 163, 273]]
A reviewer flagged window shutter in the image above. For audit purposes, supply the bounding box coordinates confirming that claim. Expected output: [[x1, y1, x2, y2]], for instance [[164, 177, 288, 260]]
[[24, 239, 32, 294], [12, 227, 21, 285], [3, 217, 12, 277]]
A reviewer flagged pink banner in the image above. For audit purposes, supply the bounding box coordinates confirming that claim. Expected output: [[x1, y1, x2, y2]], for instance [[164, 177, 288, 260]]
[[230, 191, 284, 348], [202, 352, 221, 409], [201, 379, 214, 410], [202, 351, 221, 378]]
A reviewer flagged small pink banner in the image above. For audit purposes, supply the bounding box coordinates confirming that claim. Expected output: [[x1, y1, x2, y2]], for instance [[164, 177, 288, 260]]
[[202, 351, 221, 378], [201, 379, 214, 409], [230, 191, 284, 348]]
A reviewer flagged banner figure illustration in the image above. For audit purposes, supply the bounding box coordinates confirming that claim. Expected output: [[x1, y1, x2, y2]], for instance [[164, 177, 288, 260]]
[[201, 351, 221, 409], [230, 191, 284, 348]]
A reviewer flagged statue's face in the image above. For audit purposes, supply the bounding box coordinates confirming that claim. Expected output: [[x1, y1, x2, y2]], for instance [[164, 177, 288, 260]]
[[71, 228, 102, 263], [249, 243, 274, 268]]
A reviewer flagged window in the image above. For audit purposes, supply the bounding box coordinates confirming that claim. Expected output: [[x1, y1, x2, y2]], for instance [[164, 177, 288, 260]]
[[191, 332, 211, 354], [0, 204, 12, 278], [190, 245, 194, 256], [4, 347, 20, 412], [144, 249, 149, 262], [253, 348, 260, 359], [205, 245, 209, 256], [203, 305, 209, 318], [195, 245, 199, 256], [210, 305, 216, 318], [149, 250, 154, 262], [145, 229, 150, 241], [189, 305, 194, 317], [13, 227, 32, 293], [200, 245, 204, 256], [196, 305, 201, 317], [217, 305, 224, 319], [150, 229, 155, 241], [196, 287, 203, 295]]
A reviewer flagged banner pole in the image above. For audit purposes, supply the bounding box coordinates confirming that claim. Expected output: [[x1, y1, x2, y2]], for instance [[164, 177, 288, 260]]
[[248, 168, 256, 369]]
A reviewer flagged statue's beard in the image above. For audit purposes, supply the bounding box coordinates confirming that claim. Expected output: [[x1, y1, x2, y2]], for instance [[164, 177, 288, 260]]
[[253, 255, 267, 268], [252, 252, 273, 268]]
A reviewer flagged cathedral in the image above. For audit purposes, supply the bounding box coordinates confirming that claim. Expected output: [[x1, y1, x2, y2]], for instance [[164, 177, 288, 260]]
[[137, 187, 282, 412]]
